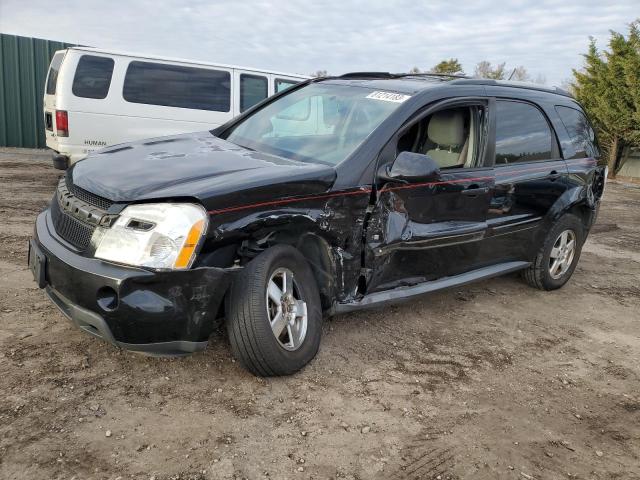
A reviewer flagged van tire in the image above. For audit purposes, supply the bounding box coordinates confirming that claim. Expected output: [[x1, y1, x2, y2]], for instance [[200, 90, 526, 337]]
[[523, 214, 584, 291], [226, 244, 322, 376]]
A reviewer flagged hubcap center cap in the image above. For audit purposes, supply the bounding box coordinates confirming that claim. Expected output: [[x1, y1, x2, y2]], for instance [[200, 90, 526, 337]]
[[281, 294, 298, 324]]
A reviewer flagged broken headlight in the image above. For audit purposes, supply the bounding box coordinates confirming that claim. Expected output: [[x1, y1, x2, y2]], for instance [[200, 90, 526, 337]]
[[94, 203, 208, 270]]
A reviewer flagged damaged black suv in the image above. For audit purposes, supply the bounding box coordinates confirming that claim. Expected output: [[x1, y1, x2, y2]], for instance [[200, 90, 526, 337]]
[[30, 72, 607, 376]]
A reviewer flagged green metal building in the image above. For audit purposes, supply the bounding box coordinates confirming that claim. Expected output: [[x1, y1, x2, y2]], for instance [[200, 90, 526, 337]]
[[0, 33, 73, 148]]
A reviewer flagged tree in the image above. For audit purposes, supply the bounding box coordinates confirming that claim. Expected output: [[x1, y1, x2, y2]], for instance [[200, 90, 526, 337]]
[[474, 61, 506, 79], [475, 62, 545, 83], [311, 70, 328, 78], [429, 58, 464, 75], [626, 22, 640, 143], [408, 66, 421, 74], [533, 73, 547, 85], [572, 20, 640, 176]]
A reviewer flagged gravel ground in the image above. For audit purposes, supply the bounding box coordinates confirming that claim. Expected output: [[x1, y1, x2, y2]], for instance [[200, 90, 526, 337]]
[[0, 149, 639, 480]]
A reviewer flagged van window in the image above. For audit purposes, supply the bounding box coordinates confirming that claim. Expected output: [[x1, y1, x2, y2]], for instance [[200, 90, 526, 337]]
[[275, 78, 299, 93], [46, 53, 65, 95], [240, 74, 268, 112], [123, 61, 231, 112], [555, 106, 597, 159], [495, 101, 553, 164], [72, 55, 115, 99]]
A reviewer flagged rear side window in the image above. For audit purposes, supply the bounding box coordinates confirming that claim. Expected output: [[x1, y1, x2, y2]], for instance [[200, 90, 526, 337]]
[[123, 61, 231, 112], [46, 53, 64, 95], [240, 74, 268, 112], [72, 55, 115, 99], [495, 101, 553, 164], [275, 78, 299, 93], [555, 106, 597, 158]]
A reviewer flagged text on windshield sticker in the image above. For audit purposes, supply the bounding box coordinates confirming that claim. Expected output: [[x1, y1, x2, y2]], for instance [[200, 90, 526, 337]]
[[366, 91, 411, 103]]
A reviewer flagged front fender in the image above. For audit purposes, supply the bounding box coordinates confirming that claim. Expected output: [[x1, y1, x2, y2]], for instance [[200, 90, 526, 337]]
[[202, 189, 371, 303]]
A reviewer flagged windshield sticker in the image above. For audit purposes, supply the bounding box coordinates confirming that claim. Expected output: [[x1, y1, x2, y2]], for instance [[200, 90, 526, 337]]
[[366, 91, 411, 103]]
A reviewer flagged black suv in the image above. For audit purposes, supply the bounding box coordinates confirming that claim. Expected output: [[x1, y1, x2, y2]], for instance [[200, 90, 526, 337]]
[[29, 73, 607, 376]]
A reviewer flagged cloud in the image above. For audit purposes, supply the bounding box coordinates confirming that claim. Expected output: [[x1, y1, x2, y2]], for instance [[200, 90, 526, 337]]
[[0, 0, 637, 85]]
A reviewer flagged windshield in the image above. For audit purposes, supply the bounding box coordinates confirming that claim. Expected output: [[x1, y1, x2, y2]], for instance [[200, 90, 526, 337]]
[[223, 83, 408, 166]]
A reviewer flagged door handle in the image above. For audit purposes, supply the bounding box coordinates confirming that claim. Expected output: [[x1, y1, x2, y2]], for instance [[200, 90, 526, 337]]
[[461, 186, 489, 196], [549, 170, 561, 181]]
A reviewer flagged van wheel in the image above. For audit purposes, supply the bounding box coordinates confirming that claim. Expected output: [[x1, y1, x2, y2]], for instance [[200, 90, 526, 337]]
[[227, 244, 322, 376], [523, 214, 584, 291]]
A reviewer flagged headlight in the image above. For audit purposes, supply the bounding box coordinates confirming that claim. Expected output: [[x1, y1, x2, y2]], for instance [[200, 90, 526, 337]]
[[94, 203, 208, 270]]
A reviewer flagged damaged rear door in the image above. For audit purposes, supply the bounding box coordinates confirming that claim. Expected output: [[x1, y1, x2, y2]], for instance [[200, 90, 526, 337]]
[[363, 97, 495, 293]]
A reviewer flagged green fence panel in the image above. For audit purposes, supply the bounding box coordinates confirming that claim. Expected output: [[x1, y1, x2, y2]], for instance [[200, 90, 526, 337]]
[[0, 33, 73, 148]]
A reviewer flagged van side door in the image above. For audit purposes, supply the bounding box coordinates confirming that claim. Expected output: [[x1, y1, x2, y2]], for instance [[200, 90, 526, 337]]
[[487, 98, 569, 262]]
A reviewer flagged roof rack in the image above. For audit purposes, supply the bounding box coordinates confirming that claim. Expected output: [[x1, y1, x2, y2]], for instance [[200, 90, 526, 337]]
[[338, 71, 471, 80], [338, 72, 396, 79], [333, 73, 573, 98], [449, 78, 573, 97], [394, 72, 470, 79]]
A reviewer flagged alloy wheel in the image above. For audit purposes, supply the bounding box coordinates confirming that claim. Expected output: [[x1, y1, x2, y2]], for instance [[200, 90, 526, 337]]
[[265, 268, 308, 351], [549, 229, 576, 280]]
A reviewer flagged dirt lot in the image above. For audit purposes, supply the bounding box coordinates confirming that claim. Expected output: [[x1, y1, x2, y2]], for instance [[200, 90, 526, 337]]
[[0, 148, 639, 480]]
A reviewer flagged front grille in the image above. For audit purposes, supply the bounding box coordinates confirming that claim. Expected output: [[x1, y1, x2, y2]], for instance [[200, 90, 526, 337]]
[[50, 194, 96, 251], [66, 178, 114, 210]]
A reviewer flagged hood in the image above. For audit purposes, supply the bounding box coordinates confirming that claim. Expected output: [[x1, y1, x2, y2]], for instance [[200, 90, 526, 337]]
[[70, 132, 337, 211]]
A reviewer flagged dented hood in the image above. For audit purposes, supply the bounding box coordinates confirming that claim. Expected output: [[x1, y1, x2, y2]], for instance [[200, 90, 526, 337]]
[[69, 132, 337, 210]]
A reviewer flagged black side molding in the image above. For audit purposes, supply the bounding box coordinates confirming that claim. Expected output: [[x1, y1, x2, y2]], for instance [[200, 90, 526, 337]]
[[333, 261, 530, 314]]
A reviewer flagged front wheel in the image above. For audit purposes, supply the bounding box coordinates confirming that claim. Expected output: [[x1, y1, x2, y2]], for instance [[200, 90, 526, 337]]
[[523, 214, 585, 291], [226, 244, 322, 376]]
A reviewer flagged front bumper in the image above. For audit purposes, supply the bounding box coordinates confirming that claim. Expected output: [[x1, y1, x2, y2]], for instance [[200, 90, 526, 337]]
[[52, 153, 69, 170], [31, 209, 236, 355]]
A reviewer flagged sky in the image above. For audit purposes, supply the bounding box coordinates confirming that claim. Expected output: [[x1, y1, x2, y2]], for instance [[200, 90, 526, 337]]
[[0, 0, 637, 86]]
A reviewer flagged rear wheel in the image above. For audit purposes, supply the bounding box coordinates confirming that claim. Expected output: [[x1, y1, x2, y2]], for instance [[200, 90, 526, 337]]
[[227, 244, 322, 376], [523, 214, 584, 290]]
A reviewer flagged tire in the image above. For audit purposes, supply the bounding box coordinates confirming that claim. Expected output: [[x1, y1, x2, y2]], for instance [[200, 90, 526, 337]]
[[523, 214, 585, 291], [226, 244, 322, 376]]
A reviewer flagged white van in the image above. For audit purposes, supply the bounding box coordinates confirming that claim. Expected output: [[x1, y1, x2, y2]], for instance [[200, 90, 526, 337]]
[[43, 47, 308, 169]]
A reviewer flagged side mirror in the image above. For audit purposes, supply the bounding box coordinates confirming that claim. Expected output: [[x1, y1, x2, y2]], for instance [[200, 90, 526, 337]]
[[381, 151, 441, 182]]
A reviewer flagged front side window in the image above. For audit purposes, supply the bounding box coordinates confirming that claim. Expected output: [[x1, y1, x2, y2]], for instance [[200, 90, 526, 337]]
[[240, 74, 268, 112], [275, 78, 299, 93], [123, 61, 230, 112], [72, 55, 114, 99], [555, 106, 597, 159], [223, 83, 406, 165], [397, 106, 485, 169], [495, 101, 553, 164], [46, 52, 65, 95]]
